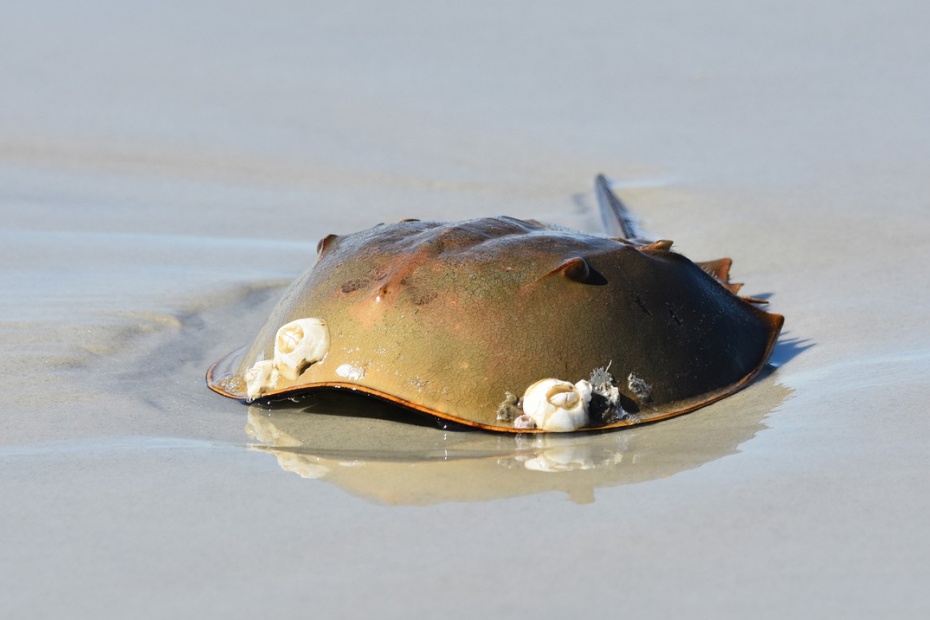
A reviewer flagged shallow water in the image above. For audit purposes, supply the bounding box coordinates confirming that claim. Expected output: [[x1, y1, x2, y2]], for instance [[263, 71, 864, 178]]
[[3, 1, 930, 618]]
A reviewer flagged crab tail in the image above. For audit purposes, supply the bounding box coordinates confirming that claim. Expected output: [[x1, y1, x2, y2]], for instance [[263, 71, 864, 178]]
[[597, 175, 768, 306], [595, 174, 649, 242]]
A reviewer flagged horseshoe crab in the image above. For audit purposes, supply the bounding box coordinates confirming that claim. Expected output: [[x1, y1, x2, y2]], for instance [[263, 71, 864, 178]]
[[207, 175, 783, 432]]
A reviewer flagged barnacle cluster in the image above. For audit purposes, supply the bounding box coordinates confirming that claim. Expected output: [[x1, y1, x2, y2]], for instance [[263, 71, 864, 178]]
[[244, 318, 330, 400], [497, 364, 632, 432], [627, 372, 653, 403], [588, 365, 624, 425]]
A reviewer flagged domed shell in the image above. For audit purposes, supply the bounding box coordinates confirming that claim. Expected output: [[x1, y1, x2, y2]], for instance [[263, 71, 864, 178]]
[[207, 216, 783, 432]]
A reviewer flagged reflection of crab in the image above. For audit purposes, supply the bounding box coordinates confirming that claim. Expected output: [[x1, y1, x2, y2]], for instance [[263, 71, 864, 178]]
[[522, 444, 596, 473], [208, 176, 783, 433]]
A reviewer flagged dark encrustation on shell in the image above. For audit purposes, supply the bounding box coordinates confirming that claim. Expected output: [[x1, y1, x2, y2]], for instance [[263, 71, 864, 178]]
[[207, 175, 783, 433]]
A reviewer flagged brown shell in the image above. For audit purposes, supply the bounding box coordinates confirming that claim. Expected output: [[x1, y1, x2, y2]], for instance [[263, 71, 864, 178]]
[[207, 215, 783, 432]]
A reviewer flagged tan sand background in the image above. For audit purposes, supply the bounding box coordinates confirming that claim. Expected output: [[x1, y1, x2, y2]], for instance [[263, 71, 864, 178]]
[[2, 1, 929, 617]]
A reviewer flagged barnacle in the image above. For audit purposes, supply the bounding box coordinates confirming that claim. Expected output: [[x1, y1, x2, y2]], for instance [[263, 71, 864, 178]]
[[244, 360, 278, 400], [273, 318, 330, 381]]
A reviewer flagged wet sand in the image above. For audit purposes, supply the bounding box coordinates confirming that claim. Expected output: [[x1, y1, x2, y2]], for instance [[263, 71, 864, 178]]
[[3, 1, 930, 618]]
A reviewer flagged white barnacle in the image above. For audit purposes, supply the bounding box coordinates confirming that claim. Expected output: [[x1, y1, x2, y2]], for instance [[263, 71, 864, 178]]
[[521, 378, 593, 432], [244, 359, 279, 400], [273, 318, 330, 380], [335, 363, 365, 381]]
